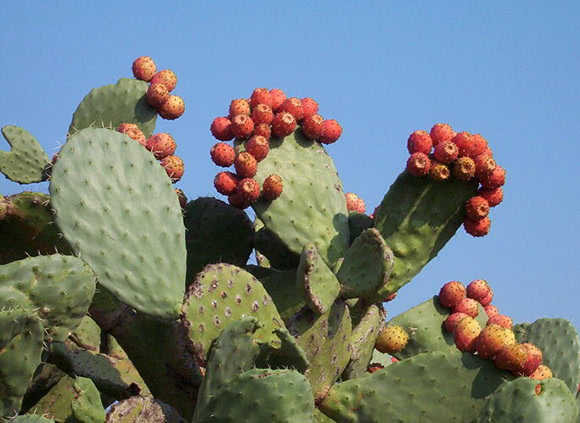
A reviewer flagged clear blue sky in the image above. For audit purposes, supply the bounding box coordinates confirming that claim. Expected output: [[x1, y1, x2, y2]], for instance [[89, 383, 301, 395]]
[[1, 2, 579, 328]]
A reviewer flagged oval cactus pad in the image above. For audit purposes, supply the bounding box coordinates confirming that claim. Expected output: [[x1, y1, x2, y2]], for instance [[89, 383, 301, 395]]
[[0, 125, 50, 184], [50, 128, 186, 319], [181, 263, 284, 366]]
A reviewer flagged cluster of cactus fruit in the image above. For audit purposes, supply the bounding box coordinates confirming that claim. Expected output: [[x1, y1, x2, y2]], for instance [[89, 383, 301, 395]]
[[0, 56, 578, 423]]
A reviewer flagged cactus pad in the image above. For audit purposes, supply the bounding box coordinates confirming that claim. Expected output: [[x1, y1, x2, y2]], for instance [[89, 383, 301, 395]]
[[320, 350, 512, 423], [347, 212, 373, 246], [251, 130, 350, 266], [0, 126, 50, 184], [69, 78, 157, 137], [50, 128, 186, 319], [297, 242, 341, 314], [336, 228, 394, 299], [476, 377, 579, 423], [181, 263, 284, 365], [374, 171, 478, 296], [105, 397, 187, 423], [184, 197, 254, 284], [342, 304, 383, 379]]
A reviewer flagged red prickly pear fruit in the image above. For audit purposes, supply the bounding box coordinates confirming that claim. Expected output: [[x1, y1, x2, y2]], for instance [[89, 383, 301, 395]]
[[471, 134, 488, 157], [146, 133, 177, 159], [253, 123, 271, 140], [132, 56, 157, 82], [433, 140, 459, 164], [375, 325, 409, 354], [229, 99, 251, 117], [301, 98, 319, 119], [495, 343, 528, 371], [302, 114, 324, 140], [464, 216, 491, 237], [406, 152, 431, 177], [367, 363, 384, 373], [245, 135, 269, 162], [407, 130, 433, 155], [429, 161, 451, 181], [345, 193, 366, 213], [250, 88, 273, 109], [529, 364, 552, 380], [234, 152, 258, 178], [231, 115, 255, 139], [160, 155, 184, 183], [214, 171, 239, 195], [384, 292, 397, 302], [484, 304, 500, 318], [466, 279, 493, 304], [210, 142, 235, 167], [147, 83, 170, 108], [211, 117, 234, 141], [271, 112, 297, 138], [251, 104, 274, 125], [269, 88, 287, 112], [480, 165, 506, 189], [452, 131, 475, 157], [430, 123, 454, 146], [454, 316, 481, 353], [487, 314, 513, 329], [319, 119, 342, 144], [465, 196, 490, 221], [474, 153, 497, 178], [516, 343, 543, 376], [478, 187, 503, 207], [444, 312, 470, 333], [279, 97, 304, 121], [452, 297, 480, 318], [453, 156, 476, 180], [116, 123, 146, 147], [479, 291, 493, 307], [475, 324, 516, 360], [262, 174, 284, 201], [236, 178, 261, 204], [438, 281, 466, 308], [228, 190, 252, 209], [175, 188, 187, 209], [151, 69, 178, 92], [158, 95, 185, 120]]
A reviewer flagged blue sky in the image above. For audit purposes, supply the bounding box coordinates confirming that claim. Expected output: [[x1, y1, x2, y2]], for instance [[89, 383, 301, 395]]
[[1, 2, 579, 328]]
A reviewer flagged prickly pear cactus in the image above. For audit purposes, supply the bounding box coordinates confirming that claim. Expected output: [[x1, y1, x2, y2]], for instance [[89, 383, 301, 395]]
[[0, 57, 578, 423]]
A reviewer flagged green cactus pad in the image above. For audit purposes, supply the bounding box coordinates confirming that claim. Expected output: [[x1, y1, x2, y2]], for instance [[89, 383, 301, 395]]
[[69, 78, 157, 137], [336, 228, 394, 299], [373, 171, 478, 297], [184, 197, 254, 284], [250, 130, 350, 267], [347, 212, 373, 246], [0, 192, 72, 265], [181, 263, 284, 365], [286, 300, 352, 398], [26, 375, 105, 423], [195, 368, 314, 423], [0, 255, 96, 343], [476, 377, 579, 423], [297, 242, 341, 314], [514, 318, 580, 393], [105, 396, 187, 423], [387, 295, 488, 359], [254, 225, 301, 270], [50, 128, 186, 319], [0, 126, 50, 184], [0, 303, 44, 417], [320, 350, 512, 423], [6, 416, 55, 423], [246, 266, 306, 321], [342, 304, 383, 379], [194, 317, 262, 421], [257, 327, 310, 373]]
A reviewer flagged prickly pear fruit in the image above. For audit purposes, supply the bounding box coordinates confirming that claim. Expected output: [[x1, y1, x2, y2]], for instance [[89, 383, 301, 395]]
[[444, 312, 470, 333], [438, 281, 466, 308], [375, 325, 409, 354], [210, 142, 236, 167], [406, 152, 431, 177], [466, 279, 493, 305], [452, 297, 480, 318], [211, 117, 234, 141], [151, 69, 177, 92], [132, 56, 156, 81], [494, 343, 528, 371], [454, 316, 481, 353], [475, 324, 516, 360], [407, 130, 432, 155], [430, 123, 454, 145], [487, 314, 513, 329], [158, 95, 185, 120], [262, 174, 283, 201]]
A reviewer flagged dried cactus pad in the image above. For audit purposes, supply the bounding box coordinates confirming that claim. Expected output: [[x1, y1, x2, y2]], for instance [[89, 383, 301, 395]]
[[181, 263, 284, 366], [0, 125, 50, 184], [50, 128, 186, 319], [105, 396, 187, 423], [69, 78, 157, 138]]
